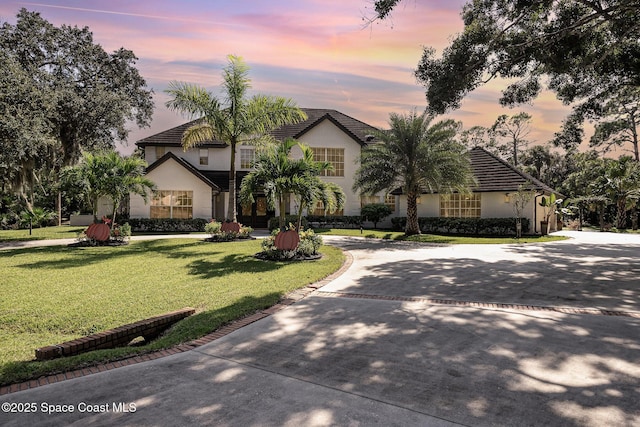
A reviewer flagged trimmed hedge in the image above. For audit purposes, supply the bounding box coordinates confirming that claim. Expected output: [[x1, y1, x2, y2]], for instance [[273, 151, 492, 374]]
[[306, 215, 363, 229], [390, 217, 530, 236], [127, 218, 208, 232]]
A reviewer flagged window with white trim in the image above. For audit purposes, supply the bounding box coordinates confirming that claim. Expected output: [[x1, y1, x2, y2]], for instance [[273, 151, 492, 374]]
[[311, 147, 344, 177], [440, 193, 481, 218], [151, 190, 193, 219]]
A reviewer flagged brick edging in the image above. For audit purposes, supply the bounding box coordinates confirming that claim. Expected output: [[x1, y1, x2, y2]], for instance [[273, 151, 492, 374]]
[[315, 291, 640, 318], [0, 250, 353, 396]]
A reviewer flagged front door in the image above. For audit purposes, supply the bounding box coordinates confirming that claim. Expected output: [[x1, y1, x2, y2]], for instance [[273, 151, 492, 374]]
[[238, 196, 272, 229]]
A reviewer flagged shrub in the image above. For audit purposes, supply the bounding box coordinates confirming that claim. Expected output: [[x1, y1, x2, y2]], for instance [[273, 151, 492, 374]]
[[204, 220, 222, 236], [390, 217, 530, 236], [360, 204, 392, 229], [306, 215, 362, 229], [19, 207, 56, 228], [127, 218, 208, 232], [204, 219, 253, 242], [258, 229, 323, 260], [111, 222, 131, 242]]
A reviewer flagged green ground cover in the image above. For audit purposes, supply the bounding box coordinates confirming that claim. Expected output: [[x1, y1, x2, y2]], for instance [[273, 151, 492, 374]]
[[0, 226, 86, 242], [314, 228, 568, 244], [0, 239, 344, 386]]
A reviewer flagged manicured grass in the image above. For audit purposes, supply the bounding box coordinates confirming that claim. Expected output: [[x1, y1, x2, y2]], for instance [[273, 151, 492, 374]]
[[314, 228, 568, 244], [0, 238, 344, 386], [0, 226, 86, 242]]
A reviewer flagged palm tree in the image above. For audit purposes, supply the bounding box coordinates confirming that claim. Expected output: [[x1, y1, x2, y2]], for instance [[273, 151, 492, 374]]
[[165, 55, 307, 222], [61, 151, 155, 227], [353, 111, 475, 235], [100, 152, 155, 227], [601, 156, 640, 229], [240, 138, 345, 230]]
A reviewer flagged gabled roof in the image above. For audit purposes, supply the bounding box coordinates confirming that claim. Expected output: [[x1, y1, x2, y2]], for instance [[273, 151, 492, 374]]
[[137, 120, 227, 148], [469, 147, 557, 194], [146, 152, 221, 193], [136, 108, 377, 148], [271, 108, 376, 145]]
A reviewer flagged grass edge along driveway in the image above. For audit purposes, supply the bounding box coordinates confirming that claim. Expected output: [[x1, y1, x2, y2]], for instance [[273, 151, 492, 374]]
[[0, 238, 344, 386]]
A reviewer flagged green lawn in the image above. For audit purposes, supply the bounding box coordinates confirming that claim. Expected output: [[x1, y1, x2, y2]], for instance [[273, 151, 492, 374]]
[[314, 228, 568, 244], [0, 226, 86, 242], [0, 239, 344, 386]]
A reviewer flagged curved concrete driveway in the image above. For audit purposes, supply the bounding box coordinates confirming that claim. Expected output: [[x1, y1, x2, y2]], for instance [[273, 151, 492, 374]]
[[1, 231, 639, 426]]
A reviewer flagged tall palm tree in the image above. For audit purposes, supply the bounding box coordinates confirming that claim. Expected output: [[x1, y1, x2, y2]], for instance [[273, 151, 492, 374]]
[[353, 111, 475, 235], [165, 55, 307, 222], [240, 138, 345, 229]]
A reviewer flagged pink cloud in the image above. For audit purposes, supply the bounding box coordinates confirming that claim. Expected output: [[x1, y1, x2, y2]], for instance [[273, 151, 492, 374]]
[[2, 0, 579, 153]]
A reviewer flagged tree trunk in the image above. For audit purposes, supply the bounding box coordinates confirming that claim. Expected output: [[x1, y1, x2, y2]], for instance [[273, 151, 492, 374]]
[[57, 191, 62, 226], [227, 141, 238, 222], [279, 195, 286, 229], [616, 198, 627, 229], [405, 192, 421, 235]]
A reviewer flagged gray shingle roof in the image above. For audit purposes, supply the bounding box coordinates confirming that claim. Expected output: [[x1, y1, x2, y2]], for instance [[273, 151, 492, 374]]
[[270, 108, 377, 145], [136, 108, 377, 147], [470, 147, 556, 194], [391, 147, 558, 195], [136, 120, 227, 148]]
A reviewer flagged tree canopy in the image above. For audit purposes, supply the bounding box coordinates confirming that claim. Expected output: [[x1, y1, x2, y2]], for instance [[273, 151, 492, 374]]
[[0, 9, 154, 211], [165, 55, 307, 222], [371, 1, 639, 115]]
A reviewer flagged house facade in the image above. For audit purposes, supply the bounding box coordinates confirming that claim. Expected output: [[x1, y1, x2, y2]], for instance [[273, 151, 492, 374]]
[[130, 108, 557, 233]]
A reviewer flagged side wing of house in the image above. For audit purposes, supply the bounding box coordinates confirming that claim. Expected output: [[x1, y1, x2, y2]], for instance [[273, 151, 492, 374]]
[[130, 153, 220, 220], [396, 147, 560, 234]]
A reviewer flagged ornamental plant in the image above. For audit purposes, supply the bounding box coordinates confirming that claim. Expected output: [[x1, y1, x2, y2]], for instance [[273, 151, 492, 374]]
[[258, 228, 323, 260], [204, 219, 253, 242]]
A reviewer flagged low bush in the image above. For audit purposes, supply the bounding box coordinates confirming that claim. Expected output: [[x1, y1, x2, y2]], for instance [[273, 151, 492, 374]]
[[204, 219, 253, 242], [127, 218, 208, 232], [390, 217, 531, 236], [360, 204, 392, 229], [306, 215, 362, 229], [259, 229, 323, 260]]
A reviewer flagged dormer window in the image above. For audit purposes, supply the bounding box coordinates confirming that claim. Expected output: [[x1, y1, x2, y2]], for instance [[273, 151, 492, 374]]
[[199, 148, 209, 166]]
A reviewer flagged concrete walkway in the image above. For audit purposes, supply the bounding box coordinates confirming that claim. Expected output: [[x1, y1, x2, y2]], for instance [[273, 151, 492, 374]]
[[1, 231, 639, 426]]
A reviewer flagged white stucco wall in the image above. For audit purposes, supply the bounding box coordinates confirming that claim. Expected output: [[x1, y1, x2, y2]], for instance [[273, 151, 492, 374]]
[[290, 118, 364, 216], [130, 157, 213, 219], [397, 192, 548, 233]]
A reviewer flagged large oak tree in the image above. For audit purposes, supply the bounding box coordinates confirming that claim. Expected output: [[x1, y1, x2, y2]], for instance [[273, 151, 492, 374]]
[[0, 9, 154, 214]]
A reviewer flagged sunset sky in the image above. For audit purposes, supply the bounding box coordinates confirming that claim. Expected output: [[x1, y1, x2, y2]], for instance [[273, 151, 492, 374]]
[[1, 0, 579, 154]]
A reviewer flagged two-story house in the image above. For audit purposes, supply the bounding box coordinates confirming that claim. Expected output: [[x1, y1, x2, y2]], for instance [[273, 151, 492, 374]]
[[130, 108, 557, 233]]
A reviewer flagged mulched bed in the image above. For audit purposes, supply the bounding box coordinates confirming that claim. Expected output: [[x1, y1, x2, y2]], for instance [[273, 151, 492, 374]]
[[254, 251, 322, 261]]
